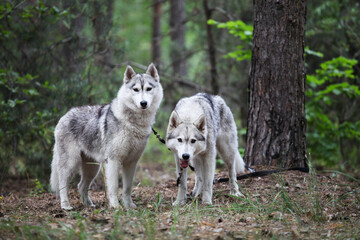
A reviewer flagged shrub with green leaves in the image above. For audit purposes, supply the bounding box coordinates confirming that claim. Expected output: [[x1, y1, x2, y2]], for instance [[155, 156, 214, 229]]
[[208, 19, 253, 62], [0, 68, 56, 182], [306, 56, 360, 169], [0, 1, 121, 183], [0, 1, 70, 182]]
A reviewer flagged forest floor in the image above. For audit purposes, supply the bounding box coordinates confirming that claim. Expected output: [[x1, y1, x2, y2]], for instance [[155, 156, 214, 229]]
[[1, 163, 359, 240]]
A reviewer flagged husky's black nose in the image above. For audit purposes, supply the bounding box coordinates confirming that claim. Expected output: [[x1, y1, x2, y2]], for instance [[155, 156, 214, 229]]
[[140, 101, 148, 109], [182, 153, 190, 160]]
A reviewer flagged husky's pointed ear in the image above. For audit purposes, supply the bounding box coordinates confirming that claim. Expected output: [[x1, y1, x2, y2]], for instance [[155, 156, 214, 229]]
[[146, 63, 160, 82], [168, 111, 181, 131], [124, 65, 136, 83], [194, 114, 206, 134]]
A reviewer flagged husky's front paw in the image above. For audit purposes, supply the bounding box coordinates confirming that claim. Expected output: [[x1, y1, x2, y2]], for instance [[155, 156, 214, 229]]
[[122, 198, 137, 209], [108, 200, 120, 209], [123, 201, 137, 209], [230, 189, 244, 197], [81, 196, 95, 207], [190, 188, 201, 198], [61, 201, 73, 211], [172, 199, 186, 206], [201, 199, 212, 205], [201, 192, 212, 205]]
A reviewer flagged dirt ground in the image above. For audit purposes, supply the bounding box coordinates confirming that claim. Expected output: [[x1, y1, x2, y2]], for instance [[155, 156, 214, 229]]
[[1, 164, 359, 239]]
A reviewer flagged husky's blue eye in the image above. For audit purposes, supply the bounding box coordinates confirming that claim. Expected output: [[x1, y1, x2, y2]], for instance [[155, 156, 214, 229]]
[[191, 139, 196, 144], [177, 138, 182, 143], [133, 88, 139, 92], [146, 87, 152, 92]]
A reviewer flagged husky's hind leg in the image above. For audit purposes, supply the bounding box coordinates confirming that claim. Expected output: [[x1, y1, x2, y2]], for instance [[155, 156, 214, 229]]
[[216, 134, 244, 197], [50, 145, 61, 198], [78, 152, 101, 207], [58, 148, 81, 210]]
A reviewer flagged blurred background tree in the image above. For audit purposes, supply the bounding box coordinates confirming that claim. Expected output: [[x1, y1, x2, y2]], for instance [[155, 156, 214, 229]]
[[0, 0, 359, 185]]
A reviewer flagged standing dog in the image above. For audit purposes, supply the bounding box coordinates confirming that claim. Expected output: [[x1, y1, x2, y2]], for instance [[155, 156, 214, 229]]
[[166, 93, 245, 205], [50, 63, 163, 210]]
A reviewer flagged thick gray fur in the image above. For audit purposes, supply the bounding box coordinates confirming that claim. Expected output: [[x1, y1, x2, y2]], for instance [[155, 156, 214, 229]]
[[50, 63, 163, 210], [166, 93, 245, 205]]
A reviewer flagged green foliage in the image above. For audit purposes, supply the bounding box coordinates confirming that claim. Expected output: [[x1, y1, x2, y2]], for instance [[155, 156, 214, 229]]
[[215, 16, 360, 170], [305, 46, 324, 58], [208, 19, 253, 62], [0, 0, 359, 183], [0, 67, 55, 181], [0, 1, 68, 182], [0, 0, 122, 183], [29, 178, 46, 196], [306, 56, 360, 168], [306, 0, 360, 55]]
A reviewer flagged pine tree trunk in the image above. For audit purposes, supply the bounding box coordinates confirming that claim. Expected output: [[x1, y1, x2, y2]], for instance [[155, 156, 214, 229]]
[[152, 0, 162, 72], [203, 0, 219, 94], [170, 0, 187, 79], [244, 0, 307, 168]]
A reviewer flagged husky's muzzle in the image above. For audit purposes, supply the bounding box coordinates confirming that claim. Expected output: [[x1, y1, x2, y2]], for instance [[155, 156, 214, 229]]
[[180, 153, 190, 168], [140, 100, 148, 109]]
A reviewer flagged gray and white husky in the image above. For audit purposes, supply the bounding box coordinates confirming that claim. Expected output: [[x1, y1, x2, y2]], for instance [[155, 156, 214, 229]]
[[50, 63, 163, 210], [166, 93, 245, 205]]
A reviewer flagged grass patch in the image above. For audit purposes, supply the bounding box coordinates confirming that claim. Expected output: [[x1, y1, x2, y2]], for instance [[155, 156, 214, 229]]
[[0, 164, 359, 239]]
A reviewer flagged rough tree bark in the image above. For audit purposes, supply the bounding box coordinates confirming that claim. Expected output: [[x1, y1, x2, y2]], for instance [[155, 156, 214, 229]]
[[244, 0, 307, 168], [170, 0, 187, 79], [203, 0, 219, 94], [152, 0, 162, 71]]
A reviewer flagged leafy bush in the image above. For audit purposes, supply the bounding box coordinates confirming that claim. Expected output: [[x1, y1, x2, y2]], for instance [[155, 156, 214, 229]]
[[306, 56, 360, 169], [0, 1, 98, 183], [0, 68, 56, 182], [208, 19, 253, 62]]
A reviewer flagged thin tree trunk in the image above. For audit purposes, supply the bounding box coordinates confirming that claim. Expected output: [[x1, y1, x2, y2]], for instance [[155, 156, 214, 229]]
[[203, 0, 219, 95], [170, 0, 186, 79], [92, 0, 114, 66], [61, 0, 87, 74], [152, 0, 162, 72], [90, 0, 114, 104], [244, 0, 307, 168]]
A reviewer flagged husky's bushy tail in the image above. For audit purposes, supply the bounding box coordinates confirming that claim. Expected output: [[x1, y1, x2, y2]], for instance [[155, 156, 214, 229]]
[[50, 149, 59, 196], [235, 151, 245, 174]]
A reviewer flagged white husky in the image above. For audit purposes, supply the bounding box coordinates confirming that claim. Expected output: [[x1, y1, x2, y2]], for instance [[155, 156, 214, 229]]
[[50, 63, 163, 210], [166, 93, 245, 205]]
